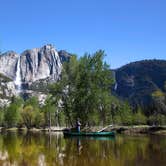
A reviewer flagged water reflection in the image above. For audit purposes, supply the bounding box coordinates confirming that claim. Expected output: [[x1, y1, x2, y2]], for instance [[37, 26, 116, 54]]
[[0, 131, 165, 166]]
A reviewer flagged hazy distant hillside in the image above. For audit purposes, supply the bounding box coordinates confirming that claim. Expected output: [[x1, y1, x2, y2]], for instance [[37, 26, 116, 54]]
[[115, 59, 166, 115]]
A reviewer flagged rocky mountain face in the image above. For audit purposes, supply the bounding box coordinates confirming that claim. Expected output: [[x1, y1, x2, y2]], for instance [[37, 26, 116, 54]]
[[0, 73, 17, 107], [58, 50, 71, 62], [0, 44, 71, 83], [0, 44, 71, 105], [20, 45, 62, 83], [114, 60, 166, 115], [0, 51, 19, 80]]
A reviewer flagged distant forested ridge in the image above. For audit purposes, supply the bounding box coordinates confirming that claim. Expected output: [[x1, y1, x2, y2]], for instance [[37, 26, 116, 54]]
[[114, 60, 166, 116]]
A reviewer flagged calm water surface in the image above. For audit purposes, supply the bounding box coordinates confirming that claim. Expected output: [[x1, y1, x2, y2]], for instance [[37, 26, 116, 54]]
[[0, 131, 165, 166]]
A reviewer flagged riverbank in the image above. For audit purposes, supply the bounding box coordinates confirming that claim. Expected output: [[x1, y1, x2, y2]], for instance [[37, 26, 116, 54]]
[[0, 125, 166, 136], [0, 126, 66, 132], [81, 125, 166, 136], [104, 125, 166, 136]]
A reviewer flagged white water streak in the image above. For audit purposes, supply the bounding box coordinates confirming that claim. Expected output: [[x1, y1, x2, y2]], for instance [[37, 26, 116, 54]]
[[114, 82, 118, 91], [15, 56, 21, 90]]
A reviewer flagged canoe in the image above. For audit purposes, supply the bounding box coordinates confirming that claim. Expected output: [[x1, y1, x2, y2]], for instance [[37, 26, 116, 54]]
[[63, 131, 115, 137]]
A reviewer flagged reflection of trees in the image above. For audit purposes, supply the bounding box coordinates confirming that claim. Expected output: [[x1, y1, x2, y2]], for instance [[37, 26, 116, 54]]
[[1, 132, 22, 164], [103, 135, 150, 165], [0, 132, 165, 166], [0, 131, 64, 166], [61, 138, 115, 166]]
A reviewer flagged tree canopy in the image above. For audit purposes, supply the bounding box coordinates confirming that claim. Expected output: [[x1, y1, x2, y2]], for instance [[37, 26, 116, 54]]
[[50, 50, 116, 126]]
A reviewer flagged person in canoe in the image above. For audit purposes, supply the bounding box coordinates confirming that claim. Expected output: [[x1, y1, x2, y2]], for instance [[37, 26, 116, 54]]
[[76, 119, 81, 132]]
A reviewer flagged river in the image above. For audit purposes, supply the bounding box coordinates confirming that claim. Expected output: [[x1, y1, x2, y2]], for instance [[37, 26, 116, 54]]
[[0, 131, 165, 166]]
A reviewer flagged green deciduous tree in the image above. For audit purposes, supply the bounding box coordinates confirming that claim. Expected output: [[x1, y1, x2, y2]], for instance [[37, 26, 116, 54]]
[[21, 105, 35, 129], [0, 108, 4, 126], [148, 114, 166, 126], [132, 107, 147, 125], [113, 101, 133, 125], [22, 97, 44, 129], [50, 51, 115, 126], [4, 97, 23, 127], [42, 96, 57, 129]]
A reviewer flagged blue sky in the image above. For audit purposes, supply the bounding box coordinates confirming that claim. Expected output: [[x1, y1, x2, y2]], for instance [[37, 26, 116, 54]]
[[0, 0, 165, 68]]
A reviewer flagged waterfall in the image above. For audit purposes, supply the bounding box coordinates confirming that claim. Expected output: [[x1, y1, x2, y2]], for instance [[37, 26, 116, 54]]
[[15, 56, 21, 91], [114, 83, 118, 91], [52, 52, 62, 79], [114, 72, 118, 91]]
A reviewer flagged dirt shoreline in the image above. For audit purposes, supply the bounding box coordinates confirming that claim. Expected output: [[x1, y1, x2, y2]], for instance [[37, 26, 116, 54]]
[[0, 125, 166, 136], [104, 125, 166, 136]]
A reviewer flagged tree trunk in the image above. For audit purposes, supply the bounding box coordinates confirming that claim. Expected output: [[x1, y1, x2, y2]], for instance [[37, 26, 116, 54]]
[[49, 112, 51, 132]]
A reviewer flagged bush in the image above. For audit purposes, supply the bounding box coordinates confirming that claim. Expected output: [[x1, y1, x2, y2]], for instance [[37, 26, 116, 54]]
[[132, 108, 147, 125], [4, 104, 22, 128], [148, 114, 166, 126]]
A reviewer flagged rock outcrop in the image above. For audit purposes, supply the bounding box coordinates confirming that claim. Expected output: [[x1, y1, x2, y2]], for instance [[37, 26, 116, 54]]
[[20, 44, 62, 83], [0, 44, 69, 87], [0, 51, 19, 80], [0, 73, 17, 107], [0, 44, 71, 105], [58, 50, 71, 63]]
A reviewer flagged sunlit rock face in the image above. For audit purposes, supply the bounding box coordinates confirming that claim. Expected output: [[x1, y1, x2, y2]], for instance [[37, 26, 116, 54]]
[[0, 44, 71, 103], [20, 44, 62, 83], [0, 51, 19, 80], [0, 44, 65, 86]]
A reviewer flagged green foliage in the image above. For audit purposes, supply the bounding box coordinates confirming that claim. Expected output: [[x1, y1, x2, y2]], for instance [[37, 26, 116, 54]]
[[0, 108, 4, 126], [0, 96, 49, 129], [112, 102, 133, 125], [120, 102, 133, 125], [151, 89, 166, 116], [24, 96, 39, 108], [50, 55, 79, 126], [74, 51, 114, 124], [148, 114, 166, 126], [50, 50, 118, 126], [21, 105, 35, 129], [57, 110, 66, 126], [20, 96, 45, 128], [51, 51, 157, 127], [4, 97, 23, 127], [34, 110, 45, 128], [132, 107, 147, 125], [2, 51, 166, 128], [21, 97, 44, 129], [42, 96, 56, 127]]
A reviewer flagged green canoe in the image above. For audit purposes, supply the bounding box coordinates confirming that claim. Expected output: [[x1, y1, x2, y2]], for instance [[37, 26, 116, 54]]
[[63, 131, 115, 137]]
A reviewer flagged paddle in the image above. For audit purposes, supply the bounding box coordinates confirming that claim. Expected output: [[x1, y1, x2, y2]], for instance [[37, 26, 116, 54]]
[[97, 124, 113, 132]]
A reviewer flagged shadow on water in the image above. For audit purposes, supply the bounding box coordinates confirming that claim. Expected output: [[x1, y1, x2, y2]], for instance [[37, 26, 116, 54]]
[[0, 131, 165, 166]]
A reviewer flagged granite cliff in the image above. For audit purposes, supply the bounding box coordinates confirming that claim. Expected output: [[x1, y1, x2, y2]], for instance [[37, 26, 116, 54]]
[[0, 44, 71, 105]]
